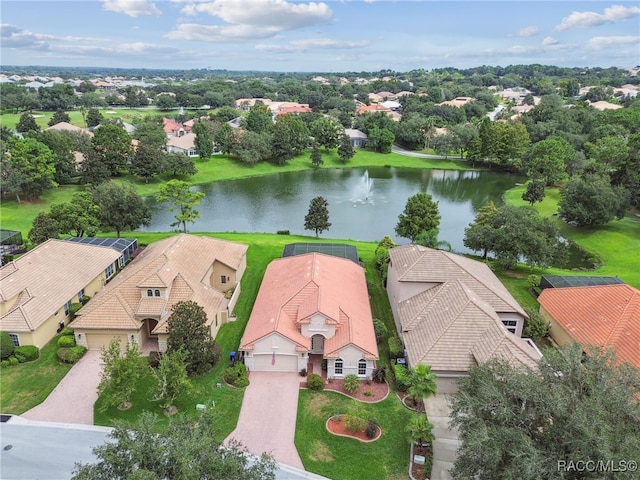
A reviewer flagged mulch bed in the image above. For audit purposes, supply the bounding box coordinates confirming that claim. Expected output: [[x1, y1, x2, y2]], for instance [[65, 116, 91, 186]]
[[411, 443, 431, 480], [326, 415, 381, 442], [322, 379, 389, 402]]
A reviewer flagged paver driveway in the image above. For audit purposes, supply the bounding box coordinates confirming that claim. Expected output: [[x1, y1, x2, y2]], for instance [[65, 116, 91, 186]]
[[22, 350, 103, 425], [225, 371, 304, 470]]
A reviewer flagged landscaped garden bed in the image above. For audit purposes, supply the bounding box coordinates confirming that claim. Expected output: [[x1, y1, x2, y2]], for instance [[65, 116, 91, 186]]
[[326, 414, 381, 442]]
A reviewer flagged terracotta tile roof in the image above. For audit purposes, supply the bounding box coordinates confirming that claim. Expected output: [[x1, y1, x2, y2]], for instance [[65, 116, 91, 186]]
[[71, 234, 247, 332], [0, 239, 120, 333], [166, 132, 196, 150], [398, 280, 540, 372], [45, 122, 94, 137], [538, 284, 640, 368], [389, 245, 526, 316], [163, 117, 184, 134], [240, 253, 378, 359]]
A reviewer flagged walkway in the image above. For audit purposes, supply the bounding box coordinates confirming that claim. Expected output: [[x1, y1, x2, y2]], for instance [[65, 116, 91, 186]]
[[225, 371, 304, 470], [425, 393, 460, 480], [22, 350, 103, 425], [391, 145, 452, 159]]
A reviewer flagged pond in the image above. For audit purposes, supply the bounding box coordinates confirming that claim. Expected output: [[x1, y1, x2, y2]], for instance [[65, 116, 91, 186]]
[[142, 167, 526, 254]]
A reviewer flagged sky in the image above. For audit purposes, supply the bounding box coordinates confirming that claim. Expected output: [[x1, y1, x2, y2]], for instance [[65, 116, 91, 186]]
[[1, 1, 639, 72]]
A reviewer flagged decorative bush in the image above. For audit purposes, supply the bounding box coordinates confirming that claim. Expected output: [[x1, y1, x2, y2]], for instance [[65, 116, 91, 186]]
[[343, 373, 360, 393], [57, 335, 76, 348], [148, 351, 162, 368], [372, 365, 387, 384], [366, 419, 379, 438], [9, 356, 19, 366], [373, 318, 388, 343], [0, 360, 9, 368], [57, 345, 87, 364], [61, 328, 75, 336], [14, 345, 39, 363], [388, 336, 404, 359], [306, 373, 324, 391], [276, 230, 290, 235], [0, 332, 15, 360], [393, 364, 411, 392], [222, 363, 249, 388], [343, 414, 367, 433], [364, 390, 373, 397], [69, 303, 83, 319], [80, 295, 91, 305]]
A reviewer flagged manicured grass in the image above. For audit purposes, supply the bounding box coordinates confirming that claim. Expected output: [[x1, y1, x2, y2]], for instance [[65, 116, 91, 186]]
[[295, 389, 413, 480], [0, 334, 72, 414]]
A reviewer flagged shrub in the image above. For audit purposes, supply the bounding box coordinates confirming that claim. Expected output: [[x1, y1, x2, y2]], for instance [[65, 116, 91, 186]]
[[80, 295, 91, 305], [148, 351, 162, 368], [57, 335, 76, 348], [343, 373, 360, 393], [222, 363, 249, 387], [61, 328, 75, 336], [276, 230, 290, 235], [57, 346, 86, 364], [0, 332, 15, 360], [388, 336, 404, 359], [364, 390, 373, 397], [306, 373, 324, 391], [372, 365, 387, 384], [1, 360, 9, 368], [366, 419, 379, 438], [69, 303, 83, 319], [373, 318, 388, 343], [393, 364, 411, 392], [343, 414, 367, 433], [527, 274, 541, 289], [9, 356, 19, 366], [14, 345, 39, 363]]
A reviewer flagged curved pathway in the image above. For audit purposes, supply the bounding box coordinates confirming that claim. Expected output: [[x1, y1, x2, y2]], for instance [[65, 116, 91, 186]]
[[22, 350, 103, 425]]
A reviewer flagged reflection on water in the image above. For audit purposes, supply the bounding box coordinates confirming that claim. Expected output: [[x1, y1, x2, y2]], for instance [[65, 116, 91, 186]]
[[141, 167, 525, 253]]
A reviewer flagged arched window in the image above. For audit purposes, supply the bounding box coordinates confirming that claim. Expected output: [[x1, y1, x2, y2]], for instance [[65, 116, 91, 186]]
[[147, 289, 153, 297], [358, 359, 367, 376], [334, 358, 343, 375], [154, 289, 161, 297]]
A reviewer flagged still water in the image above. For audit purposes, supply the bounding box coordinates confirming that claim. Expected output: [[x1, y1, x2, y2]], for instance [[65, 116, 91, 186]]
[[141, 167, 525, 253]]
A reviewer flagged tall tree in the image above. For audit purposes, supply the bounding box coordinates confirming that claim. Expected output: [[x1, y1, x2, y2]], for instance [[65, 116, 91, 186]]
[[242, 101, 273, 134], [304, 196, 331, 238], [395, 192, 441, 243], [97, 338, 143, 411], [337, 133, 355, 163], [130, 142, 164, 182], [92, 182, 151, 237], [156, 180, 205, 233], [80, 150, 111, 186], [85, 108, 104, 128], [523, 137, 572, 186], [559, 173, 630, 226], [29, 130, 77, 185], [522, 178, 546, 205], [90, 124, 133, 176], [133, 118, 166, 150], [310, 142, 323, 168], [28, 212, 59, 245], [167, 301, 216, 376], [271, 113, 310, 165], [450, 344, 640, 480], [367, 126, 395, 154], [193, 120, 214, 159], [49, 192, 101, 237], [310, 116, 341, 150], [47, 109, 71, 127], [1, 138, 56, 202], [162, 152, 196, 177], [150, 350, 192, 413], [16, 112, 40, 133], [407, 364, 437, 412], [71, 411, 277, 480]]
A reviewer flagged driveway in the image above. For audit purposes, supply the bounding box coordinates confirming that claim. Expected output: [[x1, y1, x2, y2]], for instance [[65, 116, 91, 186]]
[[225, 371, 304, 470], [425, 393, 461, 480], [22, 350, 103, 425]]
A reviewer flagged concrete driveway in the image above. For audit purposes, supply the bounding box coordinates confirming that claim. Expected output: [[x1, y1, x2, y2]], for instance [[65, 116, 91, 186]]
[[22, 350, 103, 425], [425, 393, 461, 480], [225, 371, 304, 470]]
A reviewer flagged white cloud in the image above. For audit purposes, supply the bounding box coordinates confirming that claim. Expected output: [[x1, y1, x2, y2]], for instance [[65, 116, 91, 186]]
[[188, 0, 331, 28], [556, 5, 640, 31], [256, 38, 370, 53], [102, 0, 162, 17], [586, 35, 640, 49], [516, 26, 539, 37], [0, 24, 97, 50], [542, 36, 559, 46], [166, 23, 280, 41]]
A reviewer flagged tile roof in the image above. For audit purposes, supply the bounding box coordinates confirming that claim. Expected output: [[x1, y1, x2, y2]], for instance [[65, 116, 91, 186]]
[[0, 240, 121, 332], [240, 253, 378, 359], [389, 245, 526, 316], [166, 132, 196, 151], [538, 284, 640, 368], [45, 122, 94, 137], [71, 234, 247, 333], [398, 279, 540, 371]]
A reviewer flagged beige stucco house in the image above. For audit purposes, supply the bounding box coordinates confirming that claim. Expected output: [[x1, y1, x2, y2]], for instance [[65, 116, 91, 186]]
[[70, 234, 248, 352], [0, 239, 121, 348], [240, 253, 379, 378]]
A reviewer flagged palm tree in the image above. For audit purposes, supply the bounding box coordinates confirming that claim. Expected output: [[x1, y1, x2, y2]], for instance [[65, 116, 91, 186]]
[[406, 414, 435, 447], [407, 364, 437, 412]]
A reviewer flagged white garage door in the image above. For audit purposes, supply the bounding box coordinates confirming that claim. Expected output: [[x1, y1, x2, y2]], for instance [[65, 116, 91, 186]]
[[252, 354, 298, 372], [86, 333, 128, 350]]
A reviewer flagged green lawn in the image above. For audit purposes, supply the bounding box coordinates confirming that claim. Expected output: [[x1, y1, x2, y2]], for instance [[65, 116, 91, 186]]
[[295, 389, 413, 480], [0, 334, 72, 414]]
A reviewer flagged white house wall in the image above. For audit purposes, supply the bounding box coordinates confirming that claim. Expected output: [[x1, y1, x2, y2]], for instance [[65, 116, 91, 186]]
[[497, 311, 525, 337], [301, 313, 336, 339], [244, 332, 306, 372], [329, 344, 374, 379]]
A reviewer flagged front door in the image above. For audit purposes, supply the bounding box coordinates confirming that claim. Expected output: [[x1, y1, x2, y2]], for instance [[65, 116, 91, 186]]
[[311, 334, 325, 354]]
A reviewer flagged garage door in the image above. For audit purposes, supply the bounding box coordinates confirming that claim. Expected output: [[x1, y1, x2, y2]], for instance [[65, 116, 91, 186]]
[[252, 354, 298, 372], [86, 333, 128, 350]]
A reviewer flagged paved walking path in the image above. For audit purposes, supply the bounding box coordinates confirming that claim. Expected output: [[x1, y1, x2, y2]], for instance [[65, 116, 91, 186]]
[[22, 350, 103, 425], [225, 371, 304, 470]]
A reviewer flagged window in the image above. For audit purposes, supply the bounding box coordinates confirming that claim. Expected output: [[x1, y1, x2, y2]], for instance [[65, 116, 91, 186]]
[[77, 289, 85, 302], [358, 359, 367, 376], [147, 289, 153, 297], [64, 300, 72, 316], [221, 275, 227, 284], [503, 320, 518, 334], [8, 333, 19, 347], [334, 358, 343, 375], [154, 289, 160, 297], [105, 264, 115, 278]]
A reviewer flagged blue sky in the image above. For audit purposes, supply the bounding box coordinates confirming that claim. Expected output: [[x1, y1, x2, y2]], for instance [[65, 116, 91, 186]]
[[1, 1, 639, 72]]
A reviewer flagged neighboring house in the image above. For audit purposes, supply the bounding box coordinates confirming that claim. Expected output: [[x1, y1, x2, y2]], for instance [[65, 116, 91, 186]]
[[437, 96, 474, 108], [538, 284, 640, 368], [344, 128, 368, 148], [45, 121, 94, 137], [163, 117, 186, 137], [166, 132, 197, 156], [0, 229, 23, 257], [539, 274, 624, 290], [356, 104, 390, 115], [275, 105, 312, 116], [240, 253, 379, 378], [65, 237, 139, 267], [587, 100, 623, 111], [0, 239, 121, 348], [70, 234, 248, 352]]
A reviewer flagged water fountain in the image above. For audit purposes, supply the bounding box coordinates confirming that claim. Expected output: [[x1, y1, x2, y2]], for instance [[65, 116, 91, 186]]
[[354, 170, 374, 202]]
